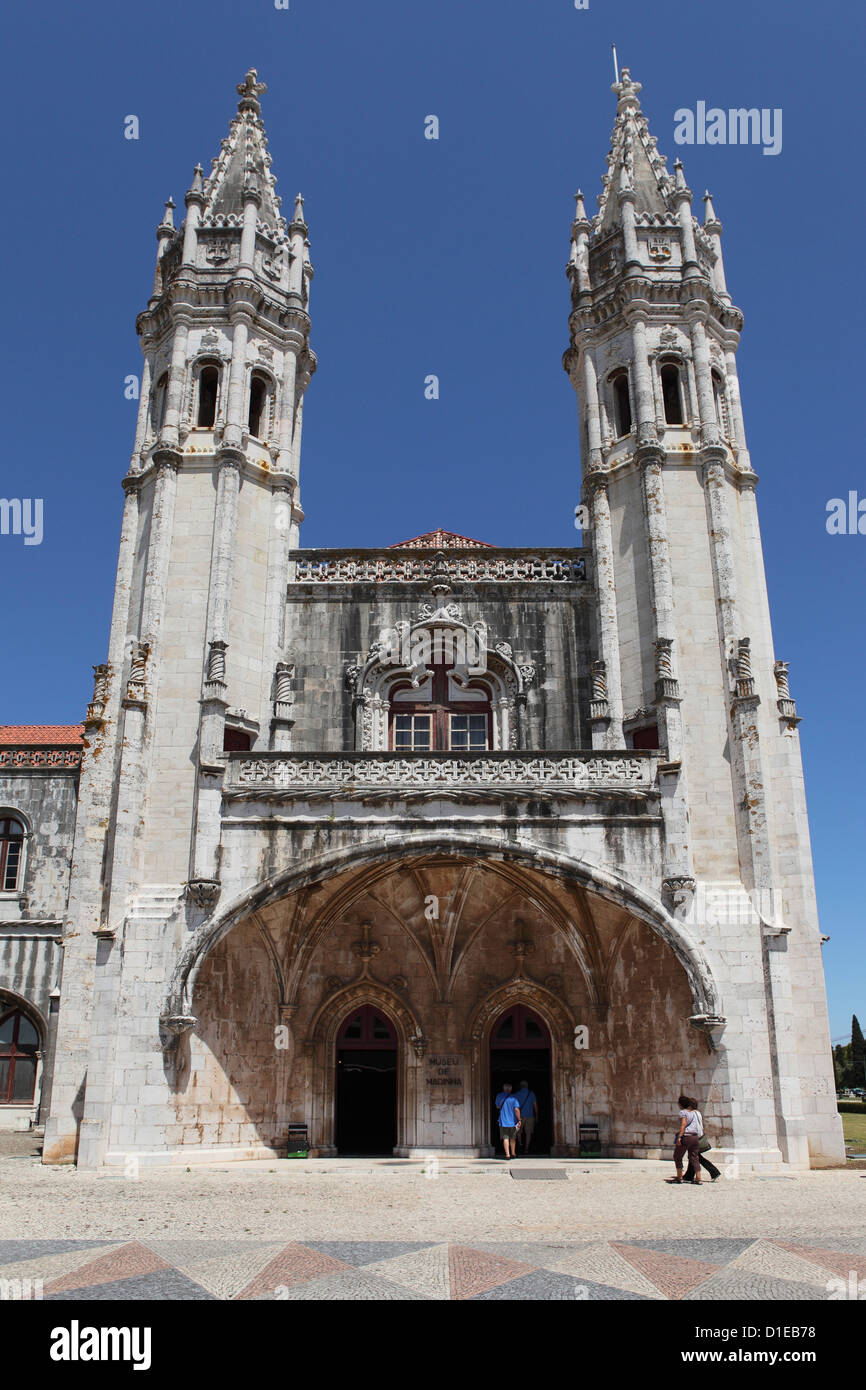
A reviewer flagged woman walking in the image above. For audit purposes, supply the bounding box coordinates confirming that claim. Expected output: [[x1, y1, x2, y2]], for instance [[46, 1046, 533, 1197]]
[[666, 1094, 704, 1184]]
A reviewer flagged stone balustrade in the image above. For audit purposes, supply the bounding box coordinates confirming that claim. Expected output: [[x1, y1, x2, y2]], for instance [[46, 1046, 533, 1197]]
[[292, 549, 588, 584], [226, 749, 656, 794]]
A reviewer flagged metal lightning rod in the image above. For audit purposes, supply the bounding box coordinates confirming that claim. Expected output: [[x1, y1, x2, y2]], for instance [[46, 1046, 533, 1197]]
[[612, 44, 619, 84]]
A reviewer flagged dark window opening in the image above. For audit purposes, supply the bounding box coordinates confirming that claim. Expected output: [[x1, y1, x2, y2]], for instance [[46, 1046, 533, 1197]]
[[248, 375, 268, 438], [661, 364, 683, 424], [0, 817, 24, 892], [223, 728, 251, 752], [0, 1010, 39, 1104], [154, 374, 169, 433], [197, 365, 219, 428], [612, 373, 632, 437], [630, 725, 659, 750]]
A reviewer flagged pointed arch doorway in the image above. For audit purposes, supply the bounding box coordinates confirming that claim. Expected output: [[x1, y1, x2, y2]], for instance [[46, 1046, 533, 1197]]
[[490, 1005, 552, 1155], [335, 1005, 398, 1155]]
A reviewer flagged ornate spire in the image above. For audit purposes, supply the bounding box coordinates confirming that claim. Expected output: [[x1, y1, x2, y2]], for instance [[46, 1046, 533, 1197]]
[[192, 70, 287, 237], [595, 68, 675, 234]]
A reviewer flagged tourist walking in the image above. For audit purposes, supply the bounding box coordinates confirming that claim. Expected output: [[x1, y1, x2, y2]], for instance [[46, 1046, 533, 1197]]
[[494, 1082, 522, 1159], [666, 1094, 703, 1184], [514, 1079, 538, 1154]]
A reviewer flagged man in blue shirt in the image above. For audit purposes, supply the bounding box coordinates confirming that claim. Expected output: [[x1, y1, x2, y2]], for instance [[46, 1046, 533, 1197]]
[[494, 1082, 522, 1158], [514, 1080, 538, 1154]]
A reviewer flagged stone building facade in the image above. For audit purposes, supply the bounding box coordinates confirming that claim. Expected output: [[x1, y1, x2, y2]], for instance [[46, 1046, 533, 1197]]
[[2, 69, 844, 1169]]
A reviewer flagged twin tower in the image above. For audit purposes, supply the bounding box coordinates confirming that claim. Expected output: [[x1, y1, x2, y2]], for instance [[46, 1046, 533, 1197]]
[[40, 69, 842, 1169]]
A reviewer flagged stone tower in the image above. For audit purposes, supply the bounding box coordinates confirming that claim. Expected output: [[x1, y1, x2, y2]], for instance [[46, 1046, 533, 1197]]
[[563, 69, 843, 1166], [43, 71, 315, 1166]]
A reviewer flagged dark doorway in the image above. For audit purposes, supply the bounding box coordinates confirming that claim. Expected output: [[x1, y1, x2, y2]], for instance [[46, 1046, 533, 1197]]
[[490, 1004, 552, 1155], [335, 1005, 397, 1155]]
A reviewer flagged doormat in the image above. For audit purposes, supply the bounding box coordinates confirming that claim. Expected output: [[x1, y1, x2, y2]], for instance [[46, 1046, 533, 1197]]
[[509, 1168, 569, 1180]]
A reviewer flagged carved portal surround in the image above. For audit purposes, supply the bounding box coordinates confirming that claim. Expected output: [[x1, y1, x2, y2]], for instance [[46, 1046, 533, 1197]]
[[305, 974, 427, 1158], [467, 974, 583, 1158], [345, 604, 536, 752]]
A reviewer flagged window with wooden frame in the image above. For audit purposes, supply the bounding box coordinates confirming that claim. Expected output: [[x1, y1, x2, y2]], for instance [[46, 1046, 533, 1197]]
[[389, 663, 492, 751], [0, 817, 24, 892], [0, 1009, 39, 1104]]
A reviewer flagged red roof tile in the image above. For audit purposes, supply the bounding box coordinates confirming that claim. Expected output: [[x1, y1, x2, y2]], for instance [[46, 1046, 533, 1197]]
[[0, 725, 84, 746], [389, 529, 493, 549]]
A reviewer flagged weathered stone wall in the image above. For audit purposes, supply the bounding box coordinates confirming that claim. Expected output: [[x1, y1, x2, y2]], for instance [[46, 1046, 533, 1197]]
[[285, 579, 595, 754]]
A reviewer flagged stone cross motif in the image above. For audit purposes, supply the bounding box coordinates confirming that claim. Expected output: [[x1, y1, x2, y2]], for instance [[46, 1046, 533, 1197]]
[[351, 921, 381, 964], [237, 69, 267, 104]]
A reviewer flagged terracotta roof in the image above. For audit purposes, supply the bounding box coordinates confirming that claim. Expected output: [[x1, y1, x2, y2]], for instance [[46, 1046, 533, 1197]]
[[0, 725, 84, 746], [389, 529, 493, 550]]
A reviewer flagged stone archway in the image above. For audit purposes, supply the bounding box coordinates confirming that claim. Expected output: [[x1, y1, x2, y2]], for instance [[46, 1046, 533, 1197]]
[[305, 981, 426, 1156], [163, 837, 728, 1161], [467, 981, 578, 1155]]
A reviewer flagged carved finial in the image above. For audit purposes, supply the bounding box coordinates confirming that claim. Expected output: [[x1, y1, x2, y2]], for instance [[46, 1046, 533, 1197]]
[[703, 190, 720, 229], [160, 197, 175, 229], [573, 189, 588, 223], [611, 66, 642, 109], [237, 68, 267, 113]]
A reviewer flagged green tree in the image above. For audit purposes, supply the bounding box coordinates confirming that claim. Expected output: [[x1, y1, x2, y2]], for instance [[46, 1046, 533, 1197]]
[[852, 1015, 866, 1087]]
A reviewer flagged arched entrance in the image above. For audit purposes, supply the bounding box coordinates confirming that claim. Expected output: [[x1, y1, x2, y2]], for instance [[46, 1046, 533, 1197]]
[[335, 1005, 398, 1155], [490, 1005, 552, 1155]]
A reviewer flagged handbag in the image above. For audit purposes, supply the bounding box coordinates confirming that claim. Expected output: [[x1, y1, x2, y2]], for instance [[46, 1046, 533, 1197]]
[[698, 1136, 712, 1153]]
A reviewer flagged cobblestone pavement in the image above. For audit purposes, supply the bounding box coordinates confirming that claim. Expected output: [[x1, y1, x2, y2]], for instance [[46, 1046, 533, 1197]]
[[2, 1153, 864, 1300]]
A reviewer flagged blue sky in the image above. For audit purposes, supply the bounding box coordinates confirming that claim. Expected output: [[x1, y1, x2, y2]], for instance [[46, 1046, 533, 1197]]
[[0, 0, 862, 1039]]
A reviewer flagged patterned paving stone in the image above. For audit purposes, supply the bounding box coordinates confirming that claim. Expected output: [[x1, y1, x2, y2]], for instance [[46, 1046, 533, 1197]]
[[0, 1243, 124, 1286], [164, 1244, 289, 1300], [364, 1243, 452, 1298], [0, 1239, 113, 1265], [302, 1240, 437, 1267], [263, 1269, 432, 1300], [727, 1240, 834, 1290], [234, 1242, 351, 1299], [621, 1238, 757, 1265], [45, 1241, 170, 1294], [613, 1243, 720, 1299], [540, 1241, 665, 1298], [683, 1269, 831, 1301], [46, 1270, 215, 1300], [773, 1240, 866, 1281], [784, 1235, 866, 1256], [470, 1240, 594, 1267], [449, 1244, 536, 1300], [473, 1269, 602, 1300]]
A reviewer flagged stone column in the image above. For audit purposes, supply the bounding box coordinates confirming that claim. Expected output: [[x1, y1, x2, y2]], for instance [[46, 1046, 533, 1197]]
[[587, 479, 623, 747]]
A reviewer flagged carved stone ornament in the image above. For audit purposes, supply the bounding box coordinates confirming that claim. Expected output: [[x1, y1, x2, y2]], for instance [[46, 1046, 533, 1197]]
[[159, 1014, 197, 1053], [185, 879, 221, 910]]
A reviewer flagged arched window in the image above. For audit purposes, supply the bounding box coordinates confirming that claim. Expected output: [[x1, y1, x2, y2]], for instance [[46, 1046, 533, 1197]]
[[611, 371, 632, 438], [0, 1009, 39, 1103], [661, 363, 684, 425], [197, 363, 219, 428], [491, 1005, 550, 1047], [0, 817, 24, 892], [711, 370, 728, 434], [153, 373, 169, 434], [248, 373, 269, 439], [390, 662, 492, 752], [338, 1006, 396, 1047]]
